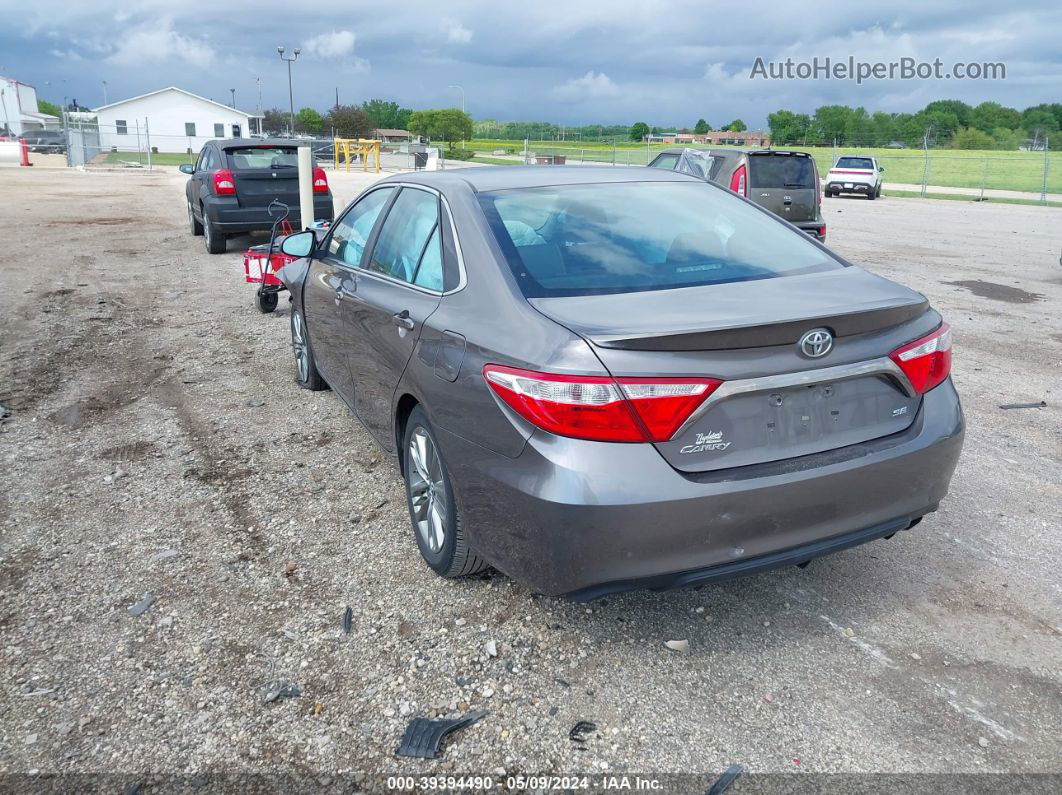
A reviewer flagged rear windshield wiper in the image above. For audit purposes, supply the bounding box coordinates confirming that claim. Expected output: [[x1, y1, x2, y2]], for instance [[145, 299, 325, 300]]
[[783, 183, 810, 188]]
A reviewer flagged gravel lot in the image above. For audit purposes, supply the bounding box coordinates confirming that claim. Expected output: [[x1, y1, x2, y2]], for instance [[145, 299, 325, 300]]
[[1, 168, 1060, 788]]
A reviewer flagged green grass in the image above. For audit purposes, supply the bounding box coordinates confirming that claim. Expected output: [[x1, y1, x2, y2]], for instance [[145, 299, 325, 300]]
[[467, 139, 1060, 194], [884, 189, 1062, 208], [103, 152, 194, 166]]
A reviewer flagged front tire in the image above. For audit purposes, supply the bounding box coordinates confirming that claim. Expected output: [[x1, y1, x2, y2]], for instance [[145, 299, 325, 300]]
[[867, 187, 877, 200], [290, 305, 327, 391], [403, 406, 487, 579], [204, 213, 227, 254], [188, 201, 203, 236]]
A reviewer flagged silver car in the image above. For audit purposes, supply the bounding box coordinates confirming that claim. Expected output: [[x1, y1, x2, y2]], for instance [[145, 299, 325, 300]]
[[277, 167, 964, 599]]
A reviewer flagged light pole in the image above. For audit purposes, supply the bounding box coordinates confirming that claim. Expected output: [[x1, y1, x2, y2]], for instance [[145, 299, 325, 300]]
[[229, 88, 236, 108], [277, 46, 300, 137], [102, 80, 108, 105], [447, 84, 465, 113]]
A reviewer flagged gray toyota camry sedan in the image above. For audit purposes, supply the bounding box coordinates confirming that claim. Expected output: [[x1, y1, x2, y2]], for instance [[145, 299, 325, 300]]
[[276, 167, 963, 600]]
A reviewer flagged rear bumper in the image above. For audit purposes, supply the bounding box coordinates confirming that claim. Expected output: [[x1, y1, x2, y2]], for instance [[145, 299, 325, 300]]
[[827, 180, 875, 194], [202, 195, 334, 232], [793, 219, 826, 241], [438, 379, 964, 597]]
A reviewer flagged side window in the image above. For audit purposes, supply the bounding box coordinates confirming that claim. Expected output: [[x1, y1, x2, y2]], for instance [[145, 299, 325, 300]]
[[414, 226, 443, 290], [214, 123, 224, 138], [650, 153, 679, 170], [195, 148, 208, 171], [368, 188, 440, 284], [326, 187, 395, 267], [115, 120, 128, 136], [232, 124, 241, 138], [185, 122, 196, 137], [201, 148, 216, 170]]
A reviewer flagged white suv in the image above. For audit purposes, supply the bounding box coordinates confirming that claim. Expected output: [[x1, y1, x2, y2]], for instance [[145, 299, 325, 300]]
[[825, 156, 884, 200]]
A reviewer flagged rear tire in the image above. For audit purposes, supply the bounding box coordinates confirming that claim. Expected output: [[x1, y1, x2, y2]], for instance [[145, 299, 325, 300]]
[[403, 406, 488, 579], [867, 187, 877, 200], [188, 202, 203, 236], [290, 304, 327, 391], [204, 213, 227, 254]]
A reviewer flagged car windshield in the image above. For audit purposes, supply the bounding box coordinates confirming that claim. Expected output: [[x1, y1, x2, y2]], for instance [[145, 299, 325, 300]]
[[749, 155, 816, 188], [835, 157, 874, 169], [479, 181, 839, 298], [227, 147, 299, 169]]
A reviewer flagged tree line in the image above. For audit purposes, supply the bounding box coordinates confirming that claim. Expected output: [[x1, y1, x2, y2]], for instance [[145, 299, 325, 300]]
[[766, 100, 1061, 150]]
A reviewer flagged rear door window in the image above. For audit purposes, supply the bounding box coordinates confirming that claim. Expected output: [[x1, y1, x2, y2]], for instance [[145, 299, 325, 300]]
[[226, 147, 299, 169], [748, 155, 816, 188], [649, 153, 679, 170]]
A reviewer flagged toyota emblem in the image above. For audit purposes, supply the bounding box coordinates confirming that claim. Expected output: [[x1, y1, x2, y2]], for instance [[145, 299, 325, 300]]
[[798, 328, 833, 358]]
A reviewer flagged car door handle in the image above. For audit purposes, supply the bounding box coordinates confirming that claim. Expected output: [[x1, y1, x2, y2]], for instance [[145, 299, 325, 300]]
[[392, 310, 415, 330]]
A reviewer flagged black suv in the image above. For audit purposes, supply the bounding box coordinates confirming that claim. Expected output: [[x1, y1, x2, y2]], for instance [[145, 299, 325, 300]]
[[649, 148, 826, 241], [181, 138, 335, 254]]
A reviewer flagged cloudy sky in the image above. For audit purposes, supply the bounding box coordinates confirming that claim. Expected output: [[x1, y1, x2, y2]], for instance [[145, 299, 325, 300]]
[[3, 0, 1059, 127]]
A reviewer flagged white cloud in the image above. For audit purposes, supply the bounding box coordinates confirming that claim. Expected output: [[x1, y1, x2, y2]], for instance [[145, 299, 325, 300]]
[[303, 29, 356, 59], [104, 23, 214, 66], [551, 71, 621, 102], [441, 18, 473, 44]]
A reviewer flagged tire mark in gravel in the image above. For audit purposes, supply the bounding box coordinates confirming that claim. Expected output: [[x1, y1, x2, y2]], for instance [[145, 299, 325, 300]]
[[155, 378, 263, 549]]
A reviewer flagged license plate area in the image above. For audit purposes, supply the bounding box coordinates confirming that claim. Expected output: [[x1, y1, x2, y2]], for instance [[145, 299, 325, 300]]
[[661, 375, 919, 473]]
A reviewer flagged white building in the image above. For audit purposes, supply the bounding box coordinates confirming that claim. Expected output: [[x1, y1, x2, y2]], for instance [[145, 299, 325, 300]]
[[93, 86, 263, 153], [0, 76, 60, 137]]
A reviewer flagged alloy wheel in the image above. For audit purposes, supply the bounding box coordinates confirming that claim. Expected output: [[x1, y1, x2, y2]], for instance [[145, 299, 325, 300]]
[[291, 311, 309, 382], [407, 427, 448, 554]]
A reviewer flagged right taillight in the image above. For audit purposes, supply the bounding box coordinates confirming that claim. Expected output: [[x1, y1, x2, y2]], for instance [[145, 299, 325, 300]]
[[213, 169, 236, 196], [890, 323, 952, 394], [482, 365, 721, 443], [729, 164, 747, 196]]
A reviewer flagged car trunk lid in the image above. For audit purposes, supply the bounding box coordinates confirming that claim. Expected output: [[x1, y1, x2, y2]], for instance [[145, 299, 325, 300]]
[[529, 268, 928, 472], [224, 146, 302, 209], [747, 151, 819, 224]]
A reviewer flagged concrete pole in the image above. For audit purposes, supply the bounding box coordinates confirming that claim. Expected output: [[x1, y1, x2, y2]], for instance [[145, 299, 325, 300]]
[[145, 118, 151, 170], [1041, 136, 1049, 204], [298, 144, 314, 230]]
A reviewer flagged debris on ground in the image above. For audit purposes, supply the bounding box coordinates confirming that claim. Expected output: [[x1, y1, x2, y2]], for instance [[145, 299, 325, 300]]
[[665, 639, 690, 653], [127, 595, 157, 617], [705, 763, 745, 795], [246, 399, 265, 408], [999, 401, 1047, 410], [569, 721, 597, 745], [342, 606, 353, 634], [0, 404, 11, 421], [262, 682, 301, 704], [484, 639, 498, 657], [395, 710, 487, 759]]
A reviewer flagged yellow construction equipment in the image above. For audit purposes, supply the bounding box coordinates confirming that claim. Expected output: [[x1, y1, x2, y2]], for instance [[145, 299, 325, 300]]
[[333, 138, 381, 173]]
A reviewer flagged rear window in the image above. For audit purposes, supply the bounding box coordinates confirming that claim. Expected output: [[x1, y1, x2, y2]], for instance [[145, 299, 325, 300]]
[[226, 147, 299, 169], [835, 157, 874, 169], [748, 155, 816, 189], [479, 182, 839, 298], [649, 154, 680, 170]]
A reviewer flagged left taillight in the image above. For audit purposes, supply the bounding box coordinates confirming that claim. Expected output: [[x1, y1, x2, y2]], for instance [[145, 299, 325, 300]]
[[313, 167, 328, 193], [482, 365, 722, 443], [890, 323, 952, 395], [729, 163, 747, 196], [212, 169, 236, 195]]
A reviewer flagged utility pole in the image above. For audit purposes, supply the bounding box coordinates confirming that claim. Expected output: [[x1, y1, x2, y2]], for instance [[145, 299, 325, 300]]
[[229, 88, 236, 108], [102, 80, 108, 105], [277, 45, 300, 137], [447, 85, 465, 113]]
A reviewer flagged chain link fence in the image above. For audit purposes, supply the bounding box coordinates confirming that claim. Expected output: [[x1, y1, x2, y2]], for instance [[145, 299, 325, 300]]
[[495, 141, 1058, 203]]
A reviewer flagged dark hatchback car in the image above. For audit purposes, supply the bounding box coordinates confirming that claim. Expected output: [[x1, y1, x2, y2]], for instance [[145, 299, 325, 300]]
[[275, 167, 963, 600], [180, 138, 334, 254], [649, 148, 826, 241], [19, 129, 66, 154]]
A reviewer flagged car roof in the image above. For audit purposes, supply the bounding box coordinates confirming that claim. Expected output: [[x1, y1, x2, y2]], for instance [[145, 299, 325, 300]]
[[214, 138, 302, 150], [653, 147, 812, 158], [385, 166, 702, 193]]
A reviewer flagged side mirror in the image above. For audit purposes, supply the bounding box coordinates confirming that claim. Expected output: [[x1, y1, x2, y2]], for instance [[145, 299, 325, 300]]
[[878, 166, 885, 172], [280, 230, 316, 258], [179, 163, 194, 174]]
